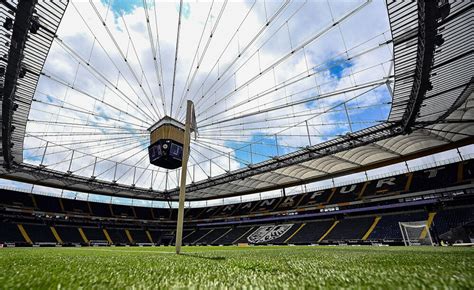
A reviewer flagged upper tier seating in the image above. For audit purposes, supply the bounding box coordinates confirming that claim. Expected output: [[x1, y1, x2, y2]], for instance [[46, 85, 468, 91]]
[[111, 205, 135, 217], [88, 203, 112, 217], [33, 195, 62, 212], [134, 207, 153, 220], [411, 163, 458, 191], [62, 198, 90, 214], [0, 190, 34, 208]]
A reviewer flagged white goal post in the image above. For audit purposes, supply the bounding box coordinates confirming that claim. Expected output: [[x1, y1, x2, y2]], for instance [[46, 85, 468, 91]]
[[399, 221, 434, 246]]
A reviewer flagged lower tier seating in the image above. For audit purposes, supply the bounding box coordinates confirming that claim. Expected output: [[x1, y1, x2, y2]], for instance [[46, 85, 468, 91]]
[[1, 205, 473, 246], [287, 220, 334, 244], [196, 228, 230, 245], [106, 228, 128, 244], [22, 224, 57, 243], [433, 206, 474, 236], [368, 211, 427, 241], [214, 226, 254, 244], [0, 222, 25, 243], [55, 226, 84, 244], [324, 217, 374, 241], [184, 229, 212, 245], [82, 227, 107, 242], [129, 229, 151, 244]]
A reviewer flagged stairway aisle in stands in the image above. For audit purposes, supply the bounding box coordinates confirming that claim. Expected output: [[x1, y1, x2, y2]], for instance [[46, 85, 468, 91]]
[[55, 226, 84, 244], [286, 220, 334, 244], [324, 217, 374, 242]]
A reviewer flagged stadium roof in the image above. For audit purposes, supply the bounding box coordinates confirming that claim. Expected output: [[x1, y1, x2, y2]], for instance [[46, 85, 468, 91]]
[[0, 0, 472, 200]]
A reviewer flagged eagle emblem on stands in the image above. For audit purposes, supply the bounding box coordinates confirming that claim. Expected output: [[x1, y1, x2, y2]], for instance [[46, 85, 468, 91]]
[[247, 224, 294, 243]]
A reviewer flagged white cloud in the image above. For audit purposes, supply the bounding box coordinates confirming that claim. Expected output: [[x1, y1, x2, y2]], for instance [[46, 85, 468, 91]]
[[22, 0, 394, 191]]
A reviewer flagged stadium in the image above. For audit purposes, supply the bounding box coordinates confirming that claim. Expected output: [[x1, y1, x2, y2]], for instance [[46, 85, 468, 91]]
[[0, 0, 473, 288]]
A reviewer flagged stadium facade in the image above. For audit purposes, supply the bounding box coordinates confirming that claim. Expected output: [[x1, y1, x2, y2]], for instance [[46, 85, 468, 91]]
[[1, 158, 472, 246]]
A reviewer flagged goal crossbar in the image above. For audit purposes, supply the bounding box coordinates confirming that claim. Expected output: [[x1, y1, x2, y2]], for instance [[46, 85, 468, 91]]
[[399, 221, 434, 246]]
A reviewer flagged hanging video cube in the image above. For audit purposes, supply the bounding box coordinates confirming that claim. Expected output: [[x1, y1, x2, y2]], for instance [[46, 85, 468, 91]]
[[148, 117, 186, 170]]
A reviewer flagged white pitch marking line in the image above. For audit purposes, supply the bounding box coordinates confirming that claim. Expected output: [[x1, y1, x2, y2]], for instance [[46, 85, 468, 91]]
[[65, 246, 300, 255]]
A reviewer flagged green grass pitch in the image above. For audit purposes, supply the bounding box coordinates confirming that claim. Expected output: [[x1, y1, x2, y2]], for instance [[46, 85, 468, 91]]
[[0, 246, 473, 289]]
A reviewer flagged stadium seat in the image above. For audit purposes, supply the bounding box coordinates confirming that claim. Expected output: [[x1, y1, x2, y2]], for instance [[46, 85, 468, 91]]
[[128, 229, 152, 244], [183, 229, 212, 245], [368, 211, 428, 241], [214, 226, 254, 245], [324, 217, 374, 242], [34, 195, 62, 213], [62, 198, 90, 214], [54, 226, 84, 244], [0, 222, 25, 243], [106, 228, 129, 245], [0, 190, 35, 208], [134, 207, 153, 220], [286, 220, 334, 244], [433, 206, 474, 236], [22, 224, 57, 244], [195, 228, 230, 245], [89, 203, 112, 217]]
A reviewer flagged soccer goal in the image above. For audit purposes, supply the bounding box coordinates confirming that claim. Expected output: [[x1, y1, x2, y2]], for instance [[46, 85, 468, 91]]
[[399, 221, 434, 246]]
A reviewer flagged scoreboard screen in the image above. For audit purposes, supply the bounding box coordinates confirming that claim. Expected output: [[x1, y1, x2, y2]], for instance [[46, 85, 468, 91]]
[[170, 143, 183, 161], [148, 143, 162, 162]]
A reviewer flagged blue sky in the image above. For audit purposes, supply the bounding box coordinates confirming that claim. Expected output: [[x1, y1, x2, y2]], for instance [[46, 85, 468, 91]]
[[347, 86, 392, 131], [94, 105, 111, 121], [101, 0, 143, 18], [181, 3, 191, 19], [226, 135, 289, 166], [226, 53, 388, 167], [46, 95, 55, 103], [24, 150, 42, 163], [327, 58, 354, 79], [305, 58, 354, 109], [101, 0, 191, 20]]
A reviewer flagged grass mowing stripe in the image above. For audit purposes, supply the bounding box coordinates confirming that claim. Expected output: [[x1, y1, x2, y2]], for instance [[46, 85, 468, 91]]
[[0, 246, 472, 289]]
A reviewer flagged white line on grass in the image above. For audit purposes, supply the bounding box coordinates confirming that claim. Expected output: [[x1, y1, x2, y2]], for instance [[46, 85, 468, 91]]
[[66, 246, 304, 255]]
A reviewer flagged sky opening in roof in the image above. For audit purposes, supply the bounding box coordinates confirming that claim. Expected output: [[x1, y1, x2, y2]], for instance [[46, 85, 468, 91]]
[[101, 0, 144, 18], [22, 0, 394, 191]]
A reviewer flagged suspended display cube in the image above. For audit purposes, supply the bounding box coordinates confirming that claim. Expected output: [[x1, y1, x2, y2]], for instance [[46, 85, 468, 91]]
[[148, 117, 186, 169]]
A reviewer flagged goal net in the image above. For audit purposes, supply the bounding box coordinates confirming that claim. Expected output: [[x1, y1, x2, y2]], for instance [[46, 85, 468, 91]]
[[399, 221, 434, 246]]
